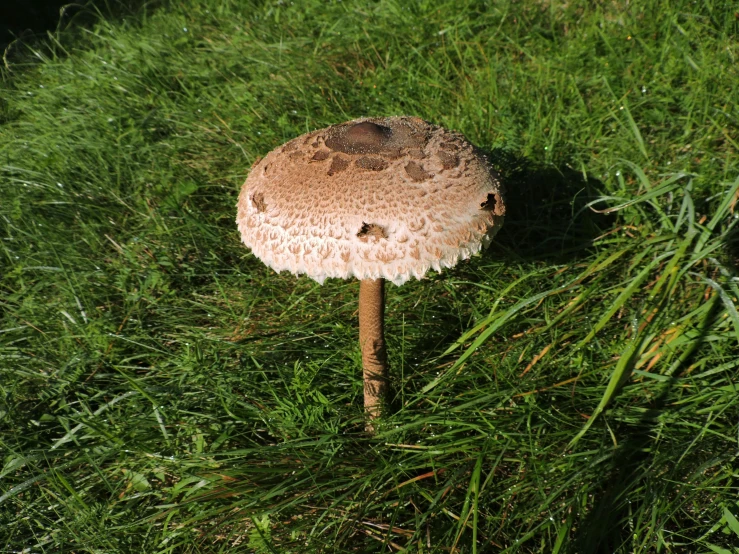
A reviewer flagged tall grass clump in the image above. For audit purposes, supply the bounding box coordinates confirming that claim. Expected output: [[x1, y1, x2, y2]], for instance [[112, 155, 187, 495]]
[[1, 0, 738, 552]]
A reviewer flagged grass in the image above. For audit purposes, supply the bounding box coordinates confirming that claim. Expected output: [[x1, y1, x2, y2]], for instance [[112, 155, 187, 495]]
[[1, 0, 739, 551]]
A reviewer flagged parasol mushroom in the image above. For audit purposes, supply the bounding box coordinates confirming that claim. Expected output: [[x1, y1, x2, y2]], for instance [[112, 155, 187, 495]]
[[236, 116, 505, 429]]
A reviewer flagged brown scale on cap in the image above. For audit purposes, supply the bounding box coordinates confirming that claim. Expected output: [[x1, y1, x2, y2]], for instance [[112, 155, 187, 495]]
[[356, 157, 389, 171], [437, 150, 459, 169], [251, 192, 266, 213], [404, 161, 431, 182], [327, 156, 350, 176], [236, 116, 506, 285]]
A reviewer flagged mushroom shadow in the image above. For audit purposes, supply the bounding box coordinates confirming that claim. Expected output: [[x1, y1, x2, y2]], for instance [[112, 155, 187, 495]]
[[725, 225, 739, 274], [484, 148, 616, 263], [1, 0, 161, 54], [394, 150, 617, 376]]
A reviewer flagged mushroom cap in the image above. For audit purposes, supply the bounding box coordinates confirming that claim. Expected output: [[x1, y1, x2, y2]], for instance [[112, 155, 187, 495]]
[[236, 116, 506, 286]]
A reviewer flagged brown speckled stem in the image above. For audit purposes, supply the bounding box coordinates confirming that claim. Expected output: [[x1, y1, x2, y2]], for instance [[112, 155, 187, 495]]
[[359, 278, 388, 428]]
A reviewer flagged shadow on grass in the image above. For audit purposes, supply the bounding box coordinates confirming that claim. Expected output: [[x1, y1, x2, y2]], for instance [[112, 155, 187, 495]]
[[571, 297, 723, 552], [486, 148, 615, 263], [724, 225, 739, 274], [399, 149, 616, 367], [1, 0, 162, 61]]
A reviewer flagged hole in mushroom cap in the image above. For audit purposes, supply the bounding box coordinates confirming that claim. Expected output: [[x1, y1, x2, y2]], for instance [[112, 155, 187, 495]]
[[405, 161, 431, 182], [251, 192, 266, 213], [480, 193, 496, 211], [357, 222, 387, 241], [327, 155, 350, 176], [356, 156, 389, 171], [480, 192, 505, 215]]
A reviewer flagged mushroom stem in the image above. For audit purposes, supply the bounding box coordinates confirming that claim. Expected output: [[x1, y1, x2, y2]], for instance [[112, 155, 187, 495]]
[[358, 278, 388, 427]]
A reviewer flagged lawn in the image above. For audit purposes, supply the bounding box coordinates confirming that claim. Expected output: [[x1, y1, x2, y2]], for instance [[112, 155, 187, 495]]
[[1, 0, 739, 552]]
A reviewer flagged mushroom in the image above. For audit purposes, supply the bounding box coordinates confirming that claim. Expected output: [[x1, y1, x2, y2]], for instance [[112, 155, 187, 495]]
[[236, 116, 505, 430]]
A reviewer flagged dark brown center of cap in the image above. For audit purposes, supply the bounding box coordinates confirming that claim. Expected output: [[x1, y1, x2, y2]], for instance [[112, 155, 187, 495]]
[[346, 122, 390, 146], [325, 121, 392, 155]]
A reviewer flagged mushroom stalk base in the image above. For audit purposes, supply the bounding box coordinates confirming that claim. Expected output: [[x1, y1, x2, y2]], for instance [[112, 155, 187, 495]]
[[359, 278, 388, 428]]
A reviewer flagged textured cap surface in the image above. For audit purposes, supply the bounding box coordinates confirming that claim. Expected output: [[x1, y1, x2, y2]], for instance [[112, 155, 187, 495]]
[[236, 116, 505, 285]]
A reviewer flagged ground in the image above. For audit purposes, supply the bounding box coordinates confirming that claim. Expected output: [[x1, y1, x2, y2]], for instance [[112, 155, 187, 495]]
[[1, 0, 738, 552]]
